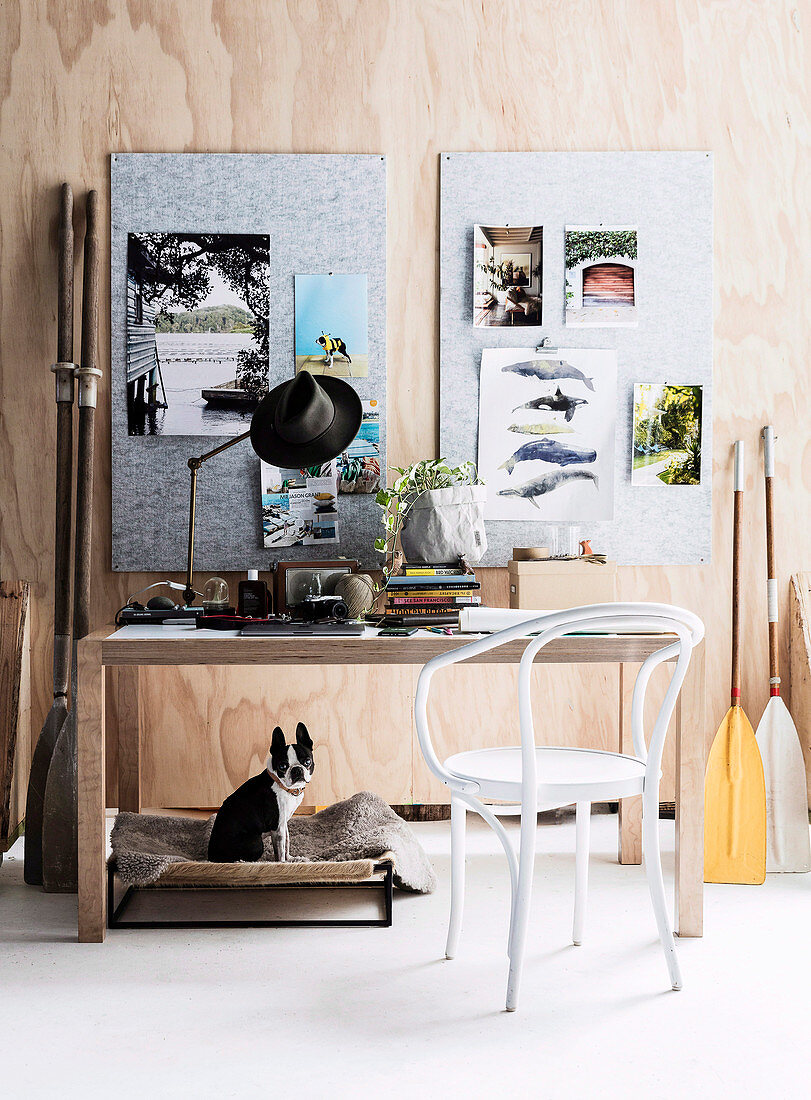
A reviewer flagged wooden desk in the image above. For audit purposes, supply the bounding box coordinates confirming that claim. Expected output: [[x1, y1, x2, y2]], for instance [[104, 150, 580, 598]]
[[77, 624, 705, 943]]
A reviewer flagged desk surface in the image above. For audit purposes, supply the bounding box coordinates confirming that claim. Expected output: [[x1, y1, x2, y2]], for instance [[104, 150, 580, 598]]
[[89, 622, 676, 666]]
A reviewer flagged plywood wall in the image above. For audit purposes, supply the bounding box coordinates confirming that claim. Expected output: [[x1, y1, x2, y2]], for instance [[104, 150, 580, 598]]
[[1, 1, 809, 805]]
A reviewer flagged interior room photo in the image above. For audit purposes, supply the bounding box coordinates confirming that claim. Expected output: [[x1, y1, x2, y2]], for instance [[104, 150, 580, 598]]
[[1, 2, 809, 1097]]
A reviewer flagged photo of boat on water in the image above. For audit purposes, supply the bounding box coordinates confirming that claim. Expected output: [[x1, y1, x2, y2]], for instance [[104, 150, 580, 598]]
[[126, 232, 270, 436]]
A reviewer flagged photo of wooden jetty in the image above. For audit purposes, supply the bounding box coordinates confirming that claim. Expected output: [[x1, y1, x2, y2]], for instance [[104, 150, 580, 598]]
[[126, 232, 270, 436]]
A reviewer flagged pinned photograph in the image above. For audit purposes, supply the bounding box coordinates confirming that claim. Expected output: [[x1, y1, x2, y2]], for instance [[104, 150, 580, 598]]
[[336, 399, 381, 493], [632, 384, 703, 486], [260, 462, 339, 547], [565, 226, 637, 326], [477, 347, 616, 521], [473, 225, 543, 327], [126, 232, 270, 436], [294, 273, 368, 378]]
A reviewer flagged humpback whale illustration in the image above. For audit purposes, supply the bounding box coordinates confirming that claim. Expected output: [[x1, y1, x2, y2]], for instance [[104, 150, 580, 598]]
[[498, 438, 597, 475], [498, 469, 599, 507], [502, 358, 595, 391]]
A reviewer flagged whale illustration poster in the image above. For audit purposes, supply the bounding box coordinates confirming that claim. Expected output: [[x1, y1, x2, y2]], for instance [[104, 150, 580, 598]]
[[477, 347, 617, 521]]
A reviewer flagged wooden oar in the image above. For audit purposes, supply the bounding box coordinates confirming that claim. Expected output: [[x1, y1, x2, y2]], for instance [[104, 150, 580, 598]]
[[42, 190, 101, 893], [24, 183, 75, 886], [705, 440, 767, 884], [755, 427, 811, 872]]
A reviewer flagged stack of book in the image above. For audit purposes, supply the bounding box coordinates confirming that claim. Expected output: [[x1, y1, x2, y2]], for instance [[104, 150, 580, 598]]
[[379, 564, 481, 628]]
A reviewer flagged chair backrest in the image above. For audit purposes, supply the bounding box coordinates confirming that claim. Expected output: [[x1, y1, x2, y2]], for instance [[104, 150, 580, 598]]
[[414, 602, 704, 797]]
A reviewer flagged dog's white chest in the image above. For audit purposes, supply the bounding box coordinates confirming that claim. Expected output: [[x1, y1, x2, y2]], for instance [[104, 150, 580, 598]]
[[275, 785, 304, 821]]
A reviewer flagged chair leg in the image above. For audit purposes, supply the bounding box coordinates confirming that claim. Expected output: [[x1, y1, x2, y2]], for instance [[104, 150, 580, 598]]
[[446, 795, 466, 960], [506, 796, 537, 1012], [642, 798, 683, 991], [573, 801, 590, 946]]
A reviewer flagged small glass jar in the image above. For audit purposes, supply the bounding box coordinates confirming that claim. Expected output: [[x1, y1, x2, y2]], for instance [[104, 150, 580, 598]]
[[550, 525, 580, 559], [202, 576, 230, 611]]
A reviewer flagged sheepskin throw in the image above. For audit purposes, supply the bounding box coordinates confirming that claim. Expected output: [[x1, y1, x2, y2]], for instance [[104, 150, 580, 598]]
[[110, 791, 436, 894]]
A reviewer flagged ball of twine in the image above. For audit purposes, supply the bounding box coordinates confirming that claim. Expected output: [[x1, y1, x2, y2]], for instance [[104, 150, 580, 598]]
[[334, 573, 376, 618]]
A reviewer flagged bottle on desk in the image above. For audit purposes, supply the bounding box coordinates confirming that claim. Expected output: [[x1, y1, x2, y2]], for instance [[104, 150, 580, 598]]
[[238, 569, 270, 618]]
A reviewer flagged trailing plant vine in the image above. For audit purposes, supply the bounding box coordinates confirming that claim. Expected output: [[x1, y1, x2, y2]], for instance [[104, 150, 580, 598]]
[[373, 459, 481, 580]]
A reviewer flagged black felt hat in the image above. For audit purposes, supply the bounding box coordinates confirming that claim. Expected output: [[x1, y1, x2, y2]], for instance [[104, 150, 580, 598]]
[[249, 370, 363, 468]]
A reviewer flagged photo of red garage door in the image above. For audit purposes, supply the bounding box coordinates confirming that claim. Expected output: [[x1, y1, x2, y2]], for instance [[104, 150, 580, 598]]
[[582, 263, 635, 306]]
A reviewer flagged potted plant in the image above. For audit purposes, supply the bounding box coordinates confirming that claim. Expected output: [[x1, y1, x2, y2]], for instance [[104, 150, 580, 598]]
[[374, 459, 487, 572], [477, 257, 511, 304]]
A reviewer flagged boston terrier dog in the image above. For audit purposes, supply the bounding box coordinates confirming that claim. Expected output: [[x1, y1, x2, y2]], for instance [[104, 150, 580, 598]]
[[207, 723, 315, 863]]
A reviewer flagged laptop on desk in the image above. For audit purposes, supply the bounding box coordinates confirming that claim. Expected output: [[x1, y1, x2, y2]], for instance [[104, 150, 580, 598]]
[[240, 620, 366, 637]]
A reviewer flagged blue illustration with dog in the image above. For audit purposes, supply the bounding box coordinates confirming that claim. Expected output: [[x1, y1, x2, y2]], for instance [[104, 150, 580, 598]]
[[295, 272, 369, 379]]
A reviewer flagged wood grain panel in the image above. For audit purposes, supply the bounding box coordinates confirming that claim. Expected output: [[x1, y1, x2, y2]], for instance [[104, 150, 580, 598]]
[[1, 1, 809, 813], [77, 640, 105, 941], [0, 581, 30, 847], [140, 664, 414, 808]]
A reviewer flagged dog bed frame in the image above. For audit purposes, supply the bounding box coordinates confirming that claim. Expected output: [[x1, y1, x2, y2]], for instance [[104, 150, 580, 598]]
[[107, 856, 394, 929]]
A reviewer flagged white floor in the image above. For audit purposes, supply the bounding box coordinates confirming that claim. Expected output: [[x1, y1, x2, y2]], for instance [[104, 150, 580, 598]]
[[2, 812, 809, 1099]]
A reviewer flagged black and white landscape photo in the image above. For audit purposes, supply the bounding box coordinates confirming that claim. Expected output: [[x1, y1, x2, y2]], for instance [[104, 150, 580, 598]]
[[126, 232, 270, 436]]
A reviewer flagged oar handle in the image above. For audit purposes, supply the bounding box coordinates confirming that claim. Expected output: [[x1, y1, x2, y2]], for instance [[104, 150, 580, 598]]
[[57, 183, 73, 364], [762, 426, 779, 693], [73, 190, 101, 643], [52, 183, 75, 691], [731, 441, 743, 707]]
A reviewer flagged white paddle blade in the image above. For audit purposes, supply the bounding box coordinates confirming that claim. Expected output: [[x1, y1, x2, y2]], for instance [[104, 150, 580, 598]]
[[756, 697, 811, 872]]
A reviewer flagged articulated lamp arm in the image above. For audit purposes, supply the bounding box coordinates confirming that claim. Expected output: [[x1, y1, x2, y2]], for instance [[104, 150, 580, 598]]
[[183, 429, 251, 605]]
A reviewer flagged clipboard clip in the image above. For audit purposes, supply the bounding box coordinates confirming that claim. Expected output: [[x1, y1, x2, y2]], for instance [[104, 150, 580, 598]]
[[534, 337, 560, 355]]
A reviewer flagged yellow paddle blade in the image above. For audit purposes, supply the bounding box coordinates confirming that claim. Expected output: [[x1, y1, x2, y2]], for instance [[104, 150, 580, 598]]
[[704, 705, 766, 884]]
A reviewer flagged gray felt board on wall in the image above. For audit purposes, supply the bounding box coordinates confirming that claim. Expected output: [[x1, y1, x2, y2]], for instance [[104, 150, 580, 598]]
[[110, 153, 386, 572], [439, 151, 713, 566]]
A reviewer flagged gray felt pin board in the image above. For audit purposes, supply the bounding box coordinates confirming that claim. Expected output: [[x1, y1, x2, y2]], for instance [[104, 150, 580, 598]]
[[110, 153, 386, 572], [439, 151, 713, 566]]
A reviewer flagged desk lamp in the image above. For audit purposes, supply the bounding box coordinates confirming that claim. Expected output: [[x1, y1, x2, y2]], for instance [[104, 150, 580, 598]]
[[183, 370, 362, 605]]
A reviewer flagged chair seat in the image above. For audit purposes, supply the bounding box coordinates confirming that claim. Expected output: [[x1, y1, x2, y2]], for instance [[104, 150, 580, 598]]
[[444, 746, 646, 803]]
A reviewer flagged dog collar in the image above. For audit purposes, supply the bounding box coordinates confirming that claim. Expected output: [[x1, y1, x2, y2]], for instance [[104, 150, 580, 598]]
[[272, 774, 306, 797]]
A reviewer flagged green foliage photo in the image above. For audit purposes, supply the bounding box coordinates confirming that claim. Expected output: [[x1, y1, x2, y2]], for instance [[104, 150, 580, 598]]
[[565, 229, 637, 269], [633, 384, 703, 485], [155, 304, 254, 335]]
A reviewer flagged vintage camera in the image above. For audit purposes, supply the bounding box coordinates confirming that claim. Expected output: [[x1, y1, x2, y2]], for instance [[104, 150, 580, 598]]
[[296, 594, 349, 622]]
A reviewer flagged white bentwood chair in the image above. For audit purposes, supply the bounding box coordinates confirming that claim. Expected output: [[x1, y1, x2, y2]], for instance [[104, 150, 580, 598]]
[[414, 603, 705, 1012]]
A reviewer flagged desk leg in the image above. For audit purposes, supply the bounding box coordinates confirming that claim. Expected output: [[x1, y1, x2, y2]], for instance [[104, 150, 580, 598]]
[[675, 638, 705, 938], [117, 666, 141, 813], [77, 641, 106, 942], [618, 663, 642, 864]]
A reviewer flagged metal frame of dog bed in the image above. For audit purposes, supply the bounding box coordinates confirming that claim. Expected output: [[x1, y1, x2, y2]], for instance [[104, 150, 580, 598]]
[[107, 861, 394, 929]]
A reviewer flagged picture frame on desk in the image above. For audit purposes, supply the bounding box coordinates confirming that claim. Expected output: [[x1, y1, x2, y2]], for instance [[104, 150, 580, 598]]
[[274, 559, 358, 615]]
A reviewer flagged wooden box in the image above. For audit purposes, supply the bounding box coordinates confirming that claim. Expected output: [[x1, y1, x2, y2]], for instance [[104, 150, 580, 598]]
[[507, 559, 617, 610]]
